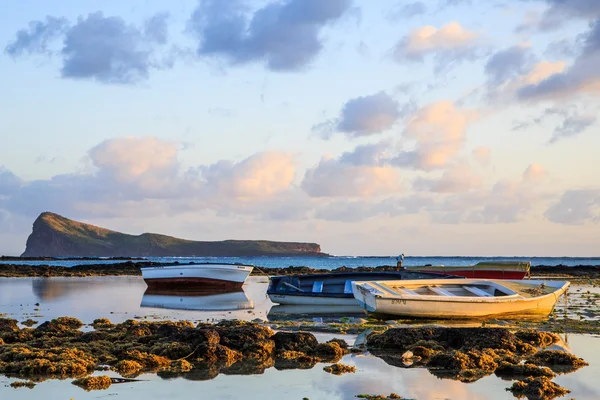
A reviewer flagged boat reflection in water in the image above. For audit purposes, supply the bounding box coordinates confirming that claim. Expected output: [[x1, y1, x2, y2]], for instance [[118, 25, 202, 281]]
[[267, 304, 367, 322], [141, 287, 254, 311]]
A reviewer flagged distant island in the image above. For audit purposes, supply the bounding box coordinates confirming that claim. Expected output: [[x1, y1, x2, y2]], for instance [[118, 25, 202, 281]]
[[21, 212, 327, 257]]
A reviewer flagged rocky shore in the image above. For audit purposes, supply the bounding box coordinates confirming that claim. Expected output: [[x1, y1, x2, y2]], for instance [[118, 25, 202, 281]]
[[1, 261, 600, 279], [0, 318, 588, 398]]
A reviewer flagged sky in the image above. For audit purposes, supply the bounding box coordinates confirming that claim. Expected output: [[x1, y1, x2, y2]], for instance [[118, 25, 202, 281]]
[[0, 0, 599, 256]]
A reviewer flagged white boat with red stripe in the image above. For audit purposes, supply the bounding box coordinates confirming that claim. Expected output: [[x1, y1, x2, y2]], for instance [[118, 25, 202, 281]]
[[141, 262, 254, 289]]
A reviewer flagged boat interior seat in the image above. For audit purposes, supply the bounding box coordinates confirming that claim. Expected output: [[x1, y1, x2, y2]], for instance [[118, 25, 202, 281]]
[[427, 286, 455, 296], [397, 287, 419, 295], [343, 280, 353, 294], [463, 286, 493, 297], [312, 281, 324, 293]]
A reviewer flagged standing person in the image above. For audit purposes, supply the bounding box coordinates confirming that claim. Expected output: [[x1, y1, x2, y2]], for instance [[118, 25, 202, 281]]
[[396, 253, 404, 269]]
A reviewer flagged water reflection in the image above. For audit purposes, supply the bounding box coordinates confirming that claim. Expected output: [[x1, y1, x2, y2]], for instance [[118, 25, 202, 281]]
[[267, 304, 366, 321], [141, 287, 254, 311]]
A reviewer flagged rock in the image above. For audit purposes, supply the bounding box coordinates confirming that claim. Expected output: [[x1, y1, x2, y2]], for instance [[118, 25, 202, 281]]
[[508, 376, 570, 399], [402, 350, 413, 359], [313, 342, 344, 362], [526, 350, 589, 372], [72, 375, 112, 391], [0, 318, 19, 333], [323, 363, 356, 375], [36, 317, 83, 335], [495, 361, 555, 379], [272, 332, 318, 353]]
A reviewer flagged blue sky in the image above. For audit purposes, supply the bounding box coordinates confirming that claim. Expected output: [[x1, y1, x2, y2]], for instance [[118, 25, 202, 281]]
[[0, 0, 599, 256]]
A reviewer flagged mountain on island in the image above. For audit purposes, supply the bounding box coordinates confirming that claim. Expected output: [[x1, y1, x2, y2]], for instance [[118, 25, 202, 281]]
[[21, 212, 326, 257]]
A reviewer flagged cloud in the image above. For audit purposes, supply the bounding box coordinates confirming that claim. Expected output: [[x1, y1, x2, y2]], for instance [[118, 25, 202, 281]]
[[484, 45, 535, 85], [393, 22, 480, 66], [388, 2, 427, 20], [550, 114, 596, 143], [413, 163, 483, 193], [511, 106, 595, 143], [472, 147, 491, 166], [200, 151, 296, 200], [7, 12, 171, 84], [518, 20, 600, 101], [301, 155, 402, 198], [3, 138, 300, 221], [338, 141, 392, 166], [545, 189, 600, 224], [89, 137, 179, 194], [395, 101, 477, 170], [0, 168, 22, 197], [428, 164, 549, 224], [5, 16, 69, 56], [522, 163, 546, 182], [534, 0, 600, 30], [188, 0, 352, 71]]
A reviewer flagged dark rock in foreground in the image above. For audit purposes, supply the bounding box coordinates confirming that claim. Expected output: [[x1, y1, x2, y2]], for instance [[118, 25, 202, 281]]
[[21, 212, 326, 257]]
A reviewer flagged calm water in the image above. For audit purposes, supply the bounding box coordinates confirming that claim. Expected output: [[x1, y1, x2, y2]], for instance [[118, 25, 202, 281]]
[[0, 276, 599, 399], [2, 255, 600, 268]]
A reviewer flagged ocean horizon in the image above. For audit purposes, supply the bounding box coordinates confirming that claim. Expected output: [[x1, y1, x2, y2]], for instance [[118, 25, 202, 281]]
[[2, 255, 599, 268]]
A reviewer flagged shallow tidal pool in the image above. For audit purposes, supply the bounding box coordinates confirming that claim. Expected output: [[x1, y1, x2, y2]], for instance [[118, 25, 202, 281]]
[[0, 276, 599, 399]]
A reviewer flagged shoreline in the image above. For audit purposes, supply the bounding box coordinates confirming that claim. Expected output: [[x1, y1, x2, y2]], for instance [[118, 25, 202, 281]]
[[1, 262, 600, 278]]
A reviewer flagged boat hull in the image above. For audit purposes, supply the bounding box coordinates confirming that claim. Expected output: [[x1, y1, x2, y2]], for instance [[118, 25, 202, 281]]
[[268, 293, 358, 306], [407, 268, 528, 280], [352, 279, 568, 319], [406, 262, 530, 280], [141, 264, 253, 289], [267, 270, 460, 306]]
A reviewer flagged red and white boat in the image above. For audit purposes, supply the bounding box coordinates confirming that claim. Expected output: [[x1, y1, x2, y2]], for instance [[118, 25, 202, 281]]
[[141, 263, 254, 289], [405, 261, 531, 280]]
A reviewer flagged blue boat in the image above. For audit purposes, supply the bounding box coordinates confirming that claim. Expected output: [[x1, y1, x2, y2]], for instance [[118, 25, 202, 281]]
[[267, 270, 461, 306]]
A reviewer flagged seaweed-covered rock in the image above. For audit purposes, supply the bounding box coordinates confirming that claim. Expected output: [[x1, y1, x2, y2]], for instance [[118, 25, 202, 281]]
[[526, 350, 588, 372], [195, 344, 242, 365], [91, 318, 113, 329], [495, 361, 555, 379], [9, 380, 35, 389], [114, 360, 142, 376], [515, 330, 560, 347], [327, 338, 349, 349], [126, 325, 152, 337], [72, 375, 112, 391], [508, 376, 570, 399], [428, 350, 497, 372], [323, 363, 356, 375], [313, 342, 344, 363], [150, 342, 193, 359], [0, 318, 20, 333], [272, 332, 318, 353], [0, 346, 96, 378], [21, 319, 37, 328], [36, 317, 83, 335], [215, 321, 274, 356], [274, 351, 319, 370]]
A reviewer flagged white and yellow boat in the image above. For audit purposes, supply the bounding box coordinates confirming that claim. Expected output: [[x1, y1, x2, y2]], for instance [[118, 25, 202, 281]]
[[351, 279, 569, 319]]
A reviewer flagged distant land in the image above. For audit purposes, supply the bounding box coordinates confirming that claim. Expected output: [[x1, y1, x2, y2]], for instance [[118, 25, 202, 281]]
[[21, 212, 326, 257]]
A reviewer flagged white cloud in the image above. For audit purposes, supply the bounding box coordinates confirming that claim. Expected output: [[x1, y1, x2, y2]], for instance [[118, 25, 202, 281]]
[[393, 22, 480, 65], [201, 151, 296, 200], [413, 162, 483, 193], [396, 101, 478, 170], [522, 163, 546, 182], [301, 155, 402, 198], [472, 147, 491, 166]]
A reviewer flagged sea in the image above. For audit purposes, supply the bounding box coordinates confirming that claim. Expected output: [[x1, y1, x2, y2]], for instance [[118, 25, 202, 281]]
[[1, 255, 599, 268]]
